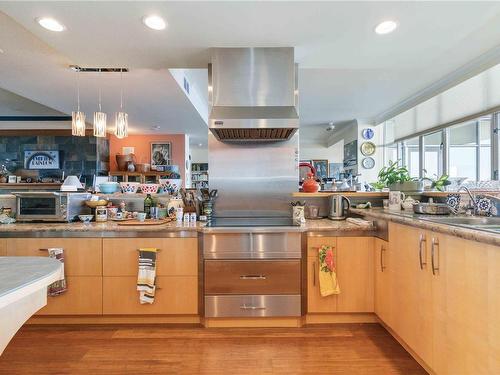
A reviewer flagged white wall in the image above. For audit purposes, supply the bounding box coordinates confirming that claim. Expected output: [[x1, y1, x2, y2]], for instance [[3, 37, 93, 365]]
[[190, 146, 208, 163], [300, 140, 343, 163]]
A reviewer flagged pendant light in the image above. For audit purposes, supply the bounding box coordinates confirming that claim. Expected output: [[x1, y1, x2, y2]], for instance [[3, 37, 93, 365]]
[[71, 68, 86, 136], [115, 68, 128, 139], [93, 68, 107, 137]]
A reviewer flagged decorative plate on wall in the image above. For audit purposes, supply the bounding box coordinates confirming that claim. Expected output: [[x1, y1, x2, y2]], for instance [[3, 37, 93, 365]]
[[362, 128, 374, 140], [360, 141, 376, 156], [361, 157, 375, 169]]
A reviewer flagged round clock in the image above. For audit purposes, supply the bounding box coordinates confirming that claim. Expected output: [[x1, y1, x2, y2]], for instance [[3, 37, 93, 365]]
[[362, 157, 375, 169], [361, 141, 376, 156], [362, 128, 374, 140]]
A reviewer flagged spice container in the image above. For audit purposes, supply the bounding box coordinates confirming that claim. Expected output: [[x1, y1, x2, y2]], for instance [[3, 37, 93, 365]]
[[95, 206, 108, 222]]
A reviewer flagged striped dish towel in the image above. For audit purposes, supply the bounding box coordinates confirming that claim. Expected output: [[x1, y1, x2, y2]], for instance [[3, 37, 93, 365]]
[[47, 248, 67, 296], [137, 248, 158, 304]]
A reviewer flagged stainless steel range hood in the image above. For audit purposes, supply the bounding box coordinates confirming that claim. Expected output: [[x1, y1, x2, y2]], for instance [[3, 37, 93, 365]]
[[208, 47, 298, 142], [208, 47, 299, 220]]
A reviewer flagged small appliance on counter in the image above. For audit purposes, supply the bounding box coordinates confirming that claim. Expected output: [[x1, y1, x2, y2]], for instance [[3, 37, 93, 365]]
[[14, 192, 91, 222], [328, 194, 351, 220], [60, 175, 84, 192]]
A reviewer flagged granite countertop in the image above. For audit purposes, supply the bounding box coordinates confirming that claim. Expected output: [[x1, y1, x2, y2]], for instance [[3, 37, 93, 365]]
[[351, 207, 500, 247], [0, 218, 374, 235]]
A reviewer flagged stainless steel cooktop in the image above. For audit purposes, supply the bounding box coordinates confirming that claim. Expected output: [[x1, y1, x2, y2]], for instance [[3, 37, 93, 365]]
[[206, 217, 296, 227]]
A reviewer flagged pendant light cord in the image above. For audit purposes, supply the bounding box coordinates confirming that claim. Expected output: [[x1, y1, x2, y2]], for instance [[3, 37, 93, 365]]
[[120, 68, 123, 110], [76, 68, 81, 111], [98, 68, 102, 112]]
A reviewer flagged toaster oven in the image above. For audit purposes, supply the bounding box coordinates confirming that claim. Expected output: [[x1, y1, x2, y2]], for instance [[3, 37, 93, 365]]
[[14, 192, 91, 222]]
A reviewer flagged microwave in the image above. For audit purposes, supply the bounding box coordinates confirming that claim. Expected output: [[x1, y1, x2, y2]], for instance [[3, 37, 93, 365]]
[[14, 192, 91, 222]]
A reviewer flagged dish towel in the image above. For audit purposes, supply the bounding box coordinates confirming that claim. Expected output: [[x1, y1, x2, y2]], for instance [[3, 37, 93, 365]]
[[318, 245, 340, 297], [47, 248, 67, 296], [137, 248, 158, 304]]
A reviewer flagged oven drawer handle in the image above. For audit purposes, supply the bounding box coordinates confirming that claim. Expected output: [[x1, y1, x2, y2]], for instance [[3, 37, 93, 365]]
[[240, 304, 266, 310], [239, 275, 266, 280]]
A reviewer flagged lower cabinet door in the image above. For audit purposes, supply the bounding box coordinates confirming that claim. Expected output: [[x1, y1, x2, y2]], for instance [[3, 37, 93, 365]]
[[37, 276, 103, 315], [103, 276, 198, 315]]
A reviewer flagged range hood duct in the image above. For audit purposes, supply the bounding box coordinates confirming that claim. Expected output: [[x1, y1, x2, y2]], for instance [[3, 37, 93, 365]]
[[208, 47, 299, 142]]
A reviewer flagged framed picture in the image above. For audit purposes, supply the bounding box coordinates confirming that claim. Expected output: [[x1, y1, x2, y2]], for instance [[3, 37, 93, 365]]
[[312, 159, 329, 180], [24, 150, 60, 170], [150, 142, 172, 170]]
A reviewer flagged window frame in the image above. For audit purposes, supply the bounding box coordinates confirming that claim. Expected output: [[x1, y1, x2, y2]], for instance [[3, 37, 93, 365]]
[[382, 111, 499, 182]]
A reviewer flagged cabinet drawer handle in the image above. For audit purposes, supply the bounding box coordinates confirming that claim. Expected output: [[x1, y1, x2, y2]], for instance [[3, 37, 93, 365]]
[[380, 246, 386, 272], [419, 234, 427, 270], [240, 304, 266, 310], [39, 248, 48, 252], [312, 261, 316, 286], [239, 275, 266, 280], [431, 237, 439, 276], [136, 249, 162, 252]]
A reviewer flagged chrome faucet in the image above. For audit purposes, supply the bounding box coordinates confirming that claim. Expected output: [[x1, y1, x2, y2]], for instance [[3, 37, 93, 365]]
[[457, 186, 478, 215]]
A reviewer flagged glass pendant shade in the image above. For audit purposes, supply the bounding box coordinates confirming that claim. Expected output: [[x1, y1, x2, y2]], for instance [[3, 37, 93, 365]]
[[93, 111, 107, 137], [115, 112, 128, 139], [71, 111, 86, 136]]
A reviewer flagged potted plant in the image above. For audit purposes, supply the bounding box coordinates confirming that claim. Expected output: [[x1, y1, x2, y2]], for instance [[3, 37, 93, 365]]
[[372, 160, 423, 192], [422, 171, 451, 192]]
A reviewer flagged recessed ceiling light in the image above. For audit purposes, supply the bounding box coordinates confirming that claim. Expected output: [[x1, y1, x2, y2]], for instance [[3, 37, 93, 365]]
[[375, 20, 398, 35], [151, 125, 161, 130], [36, 17, 66, 32], [143, 15, 167, 31], [198, 143, 203, 147]]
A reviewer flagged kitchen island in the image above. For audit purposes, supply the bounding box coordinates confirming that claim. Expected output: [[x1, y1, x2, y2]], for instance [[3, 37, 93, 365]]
[[1, 214, 498, 374]]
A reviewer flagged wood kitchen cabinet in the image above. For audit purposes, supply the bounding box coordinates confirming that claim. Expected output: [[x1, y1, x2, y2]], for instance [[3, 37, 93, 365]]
[[5, 238, 103, 315], [374, 238, 392, 327], [102, 238, 198, 315], [431, 232, 499, 375], [336, 237, 374, 312], [388, 223, 500, 375], [307, 236, 374, 314], [0, 238, 6, 256], [390, 223, 434, 367], [103, 276, 198, 315], [102, 238, 198, 276]]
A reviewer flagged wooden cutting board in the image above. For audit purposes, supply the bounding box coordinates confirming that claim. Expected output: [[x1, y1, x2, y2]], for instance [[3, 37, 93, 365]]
[[117, 218, 172, 226]]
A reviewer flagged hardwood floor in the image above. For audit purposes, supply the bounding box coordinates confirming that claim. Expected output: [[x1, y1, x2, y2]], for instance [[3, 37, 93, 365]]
[[0, 324, 427, 375]]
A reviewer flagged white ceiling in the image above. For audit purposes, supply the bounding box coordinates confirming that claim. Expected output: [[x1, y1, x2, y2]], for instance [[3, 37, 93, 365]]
[[1, 1, 500, 146]]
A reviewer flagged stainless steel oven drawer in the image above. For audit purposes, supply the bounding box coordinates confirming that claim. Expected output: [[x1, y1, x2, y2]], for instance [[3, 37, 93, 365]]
[[203, 232, 301, 259], [205, 260, 301, 295], [205, 295, 301, 317]]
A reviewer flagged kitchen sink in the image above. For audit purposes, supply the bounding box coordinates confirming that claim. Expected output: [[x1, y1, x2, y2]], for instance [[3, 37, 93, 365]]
[[426, 216, 500, 226]]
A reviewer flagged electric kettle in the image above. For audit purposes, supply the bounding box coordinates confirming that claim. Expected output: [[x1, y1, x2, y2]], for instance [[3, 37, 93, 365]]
[[328, 195, 351, 220]]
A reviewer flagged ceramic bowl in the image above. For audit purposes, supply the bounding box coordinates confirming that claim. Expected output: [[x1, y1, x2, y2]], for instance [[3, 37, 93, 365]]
[[159, 179, 182, 195], [140, 183, 160, 194], [99, 182, 120, 194], [85, 200, 108, 209], [120, 182, 140, 194], [78, 214, 94, 223]]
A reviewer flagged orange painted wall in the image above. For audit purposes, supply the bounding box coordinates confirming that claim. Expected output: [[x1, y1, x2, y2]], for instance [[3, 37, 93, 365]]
[[109, 134, 186, 181]]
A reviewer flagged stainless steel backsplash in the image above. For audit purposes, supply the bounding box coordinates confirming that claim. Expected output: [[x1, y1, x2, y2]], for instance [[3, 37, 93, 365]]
[[208, 132, 299, 218]]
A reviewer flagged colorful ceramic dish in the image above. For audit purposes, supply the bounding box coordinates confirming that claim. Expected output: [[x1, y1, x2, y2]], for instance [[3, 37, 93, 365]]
[[140, 183, 160, 194], [120, 182, 140, 194], [159, 179, 182, 195], [360, 141, 376, 156]]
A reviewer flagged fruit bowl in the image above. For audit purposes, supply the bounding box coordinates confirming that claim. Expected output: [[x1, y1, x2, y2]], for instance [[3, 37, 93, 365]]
[[85, 200, 108, 209], [140, 183, 160, 194], [120, 182, 140, 194]]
